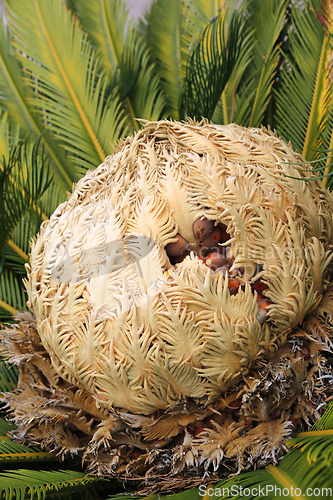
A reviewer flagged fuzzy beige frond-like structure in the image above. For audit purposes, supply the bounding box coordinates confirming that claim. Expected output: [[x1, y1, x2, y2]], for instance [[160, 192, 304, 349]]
[[1, 120, 333, 492]]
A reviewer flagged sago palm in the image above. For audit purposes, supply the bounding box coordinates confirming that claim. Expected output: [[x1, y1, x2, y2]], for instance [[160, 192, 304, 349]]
[[1, 0, 333, 498]]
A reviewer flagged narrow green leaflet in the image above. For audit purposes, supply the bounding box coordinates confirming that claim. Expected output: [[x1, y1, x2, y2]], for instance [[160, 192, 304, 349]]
[[0, 469, 107, 500], [180, 7, 246, 120], [0, 436, 55, 464], [0, 361, 18, 393], [0, 118, 52, 319], [315, 3, 333, 186], [211, 1, 254, 125], [147, 0, 185, 118], [245, 0, 290, 127], [126, 45, 166, 122], [0, 18, 78, 189], [0, 268, 26, 317], [185, 0, 227, 27], [67, 0, 153, 132], [311, 401, 333, 430], [0, 418, 15, 436], [288, 432, 333, 465], [6, 0, 127, 172], [277, 448, 333, 499], [67, 0, 134, 75], [0, 139, 52, 260], [275, 0, 331, 157]]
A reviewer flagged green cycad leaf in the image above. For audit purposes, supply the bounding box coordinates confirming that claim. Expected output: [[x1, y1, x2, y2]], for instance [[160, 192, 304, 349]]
[[0, 418, 15, 435], [311, 401, 333, 431], [6, 0, 127, 172], [0, 361, 18, 393], [245, 0, 290, 127], [180, 7, 244, 121], [288, 431, 333, 465], [0, 18, 78, 189], [0, 138, 52, 261], [32, 181, 66, 224], [158, 0, 240, 122], [0, 469, 107, 499], [181, 0, 226, 62], [0, 110, 48, 224], [276, 449, 333, 498], [0, 130, 52, 320], [0, 267, 26, 316], [67, 0, 133, 75], [185, 0, 227, 27], [210, 0, 253, 125], [275, 0, 330, 157], [126, 44, 166, 122], [3, 244, 26, 275], [0, 436, 55, 464], [314, 5, 333, 188], [0, 413, 55, 466], [67, 0, 146, 132], [0, 111, 63, 322], [147, 0, 185, 119]]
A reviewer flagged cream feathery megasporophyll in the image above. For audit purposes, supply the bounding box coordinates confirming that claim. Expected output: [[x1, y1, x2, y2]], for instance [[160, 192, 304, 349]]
[[1, 120, 333, 491]]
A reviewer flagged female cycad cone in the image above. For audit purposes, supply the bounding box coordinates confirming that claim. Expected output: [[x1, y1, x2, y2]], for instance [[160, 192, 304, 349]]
[[1, 120, 333, 492]]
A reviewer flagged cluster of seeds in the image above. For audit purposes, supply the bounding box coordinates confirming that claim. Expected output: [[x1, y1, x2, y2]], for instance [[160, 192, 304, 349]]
[[165, 218, 271, 324]]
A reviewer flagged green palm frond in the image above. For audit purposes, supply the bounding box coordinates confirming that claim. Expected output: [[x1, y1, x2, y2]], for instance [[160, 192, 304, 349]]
[[0, 361, 18, 393], [311, 401, 333, 430], [288, 431, 333, 465], [147, 0, 185, 118], [0, 18, 78, 189], [0, 436, 55, 464], [241, 0, 290, 127], [0, 418, 15, 435], [67, 0, 133, 75], [0, 112, 53, 320], [275, 0, 332, 158], [68, 0, 154, 131], [0, 138, 52, 260], [276, 449, 333, 499], [180, 5, 247, 120], [0, 469, 107, 499], [180, 0, 226, 64], [185, 0, 226, 26], [0, 109, 20, 161], [0, 268, 26, 318], [211, 0, 254, 125], [2, 245, 26, 279], [5, 0, 127, 173], [125, 44, 166, 122], [36, 182, 68, 220]]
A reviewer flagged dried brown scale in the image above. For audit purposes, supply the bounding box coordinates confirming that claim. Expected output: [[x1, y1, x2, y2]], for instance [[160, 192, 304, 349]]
[[1, 120, 333, 493]]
